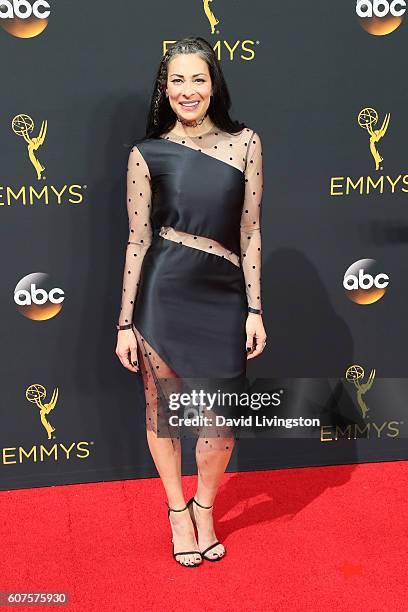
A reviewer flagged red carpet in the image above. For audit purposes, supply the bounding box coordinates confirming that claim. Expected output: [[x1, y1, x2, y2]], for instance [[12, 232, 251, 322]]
[[1, 461, 407, 611]]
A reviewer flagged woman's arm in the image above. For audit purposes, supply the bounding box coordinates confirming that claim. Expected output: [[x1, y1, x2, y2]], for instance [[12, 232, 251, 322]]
[[116, 146, 152, 372], [240, 131, 266, 358], [117, 145, 152, 327], [240, 131, 263, 312]]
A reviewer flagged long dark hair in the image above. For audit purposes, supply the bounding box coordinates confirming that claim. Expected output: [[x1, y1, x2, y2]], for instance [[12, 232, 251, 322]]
[[144, 36, 246, 139]]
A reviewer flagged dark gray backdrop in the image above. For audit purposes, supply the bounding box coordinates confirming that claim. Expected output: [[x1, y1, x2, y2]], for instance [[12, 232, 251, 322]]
[[1, 0, 407, 491]]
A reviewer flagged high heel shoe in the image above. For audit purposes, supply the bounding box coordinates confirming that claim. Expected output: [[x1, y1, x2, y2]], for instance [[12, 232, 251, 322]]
[[186, 497, 225, 562], [167, 503, 202, 567]]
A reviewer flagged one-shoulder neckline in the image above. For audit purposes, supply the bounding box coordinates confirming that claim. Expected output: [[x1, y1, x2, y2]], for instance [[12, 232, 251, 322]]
[[157, 136, 246, 179]]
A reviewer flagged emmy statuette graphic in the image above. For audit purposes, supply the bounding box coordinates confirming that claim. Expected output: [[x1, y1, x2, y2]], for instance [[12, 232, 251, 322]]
[[358, 107, 390, 171], [345, 364, 376, 419], [25, 383, 59, 440], [203, 0, 219, 33], [12, 113, 47, 180]]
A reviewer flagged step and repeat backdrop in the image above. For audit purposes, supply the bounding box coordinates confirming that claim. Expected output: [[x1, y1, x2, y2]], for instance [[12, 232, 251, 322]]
[[1, 0, 407, 491]]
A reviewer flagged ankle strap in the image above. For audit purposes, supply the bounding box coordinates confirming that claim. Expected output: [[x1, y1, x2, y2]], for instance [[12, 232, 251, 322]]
[[166, 501, 188, 513], [193, 497, 213, 510]]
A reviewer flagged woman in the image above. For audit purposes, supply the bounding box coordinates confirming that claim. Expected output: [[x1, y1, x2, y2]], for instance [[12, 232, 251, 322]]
[[115, 36, 267, 567]]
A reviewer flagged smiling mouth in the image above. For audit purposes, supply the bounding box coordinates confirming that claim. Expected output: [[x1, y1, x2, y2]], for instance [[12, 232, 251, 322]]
[[179, 101, 200, 109]]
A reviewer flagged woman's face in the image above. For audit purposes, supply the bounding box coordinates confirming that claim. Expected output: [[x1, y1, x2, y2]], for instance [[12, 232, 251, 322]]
[[165, 53, 212, 123]]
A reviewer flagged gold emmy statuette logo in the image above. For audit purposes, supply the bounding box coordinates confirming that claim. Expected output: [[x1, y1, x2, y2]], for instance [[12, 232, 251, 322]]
[[12, 113, 47, 180], [26, 383, 58, 439], [203, 0, 220, 33], [345, 364, 376, 419], [358, 107, 390, 171]]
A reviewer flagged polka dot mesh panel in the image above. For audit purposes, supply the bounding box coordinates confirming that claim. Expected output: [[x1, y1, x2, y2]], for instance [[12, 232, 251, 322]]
[[133, 327, 241, 452]]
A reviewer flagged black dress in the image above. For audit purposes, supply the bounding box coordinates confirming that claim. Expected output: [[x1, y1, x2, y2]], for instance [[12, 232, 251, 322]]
[[118, 125, 263, 447]]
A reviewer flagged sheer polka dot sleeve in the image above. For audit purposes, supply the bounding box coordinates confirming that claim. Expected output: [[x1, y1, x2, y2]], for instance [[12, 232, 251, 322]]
[[240, 131, 263, 312], [117, 146, 152, 326]]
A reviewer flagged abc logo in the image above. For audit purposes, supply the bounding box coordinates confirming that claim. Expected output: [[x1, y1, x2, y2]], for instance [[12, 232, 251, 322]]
[[0, 0, 50, 18], [356, 1, 406, 35], [356, 0, 407, 16], [343, 259, 389, 304], [14, 272, 64, 320], [0, 1, 50, 39]]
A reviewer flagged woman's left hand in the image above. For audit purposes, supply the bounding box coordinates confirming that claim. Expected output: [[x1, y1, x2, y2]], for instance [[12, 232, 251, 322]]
[[246, 313, 267, 359]]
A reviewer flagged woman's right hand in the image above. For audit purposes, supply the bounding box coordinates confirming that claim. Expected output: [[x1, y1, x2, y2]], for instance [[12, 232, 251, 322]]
[[115, 328, 139, 372]]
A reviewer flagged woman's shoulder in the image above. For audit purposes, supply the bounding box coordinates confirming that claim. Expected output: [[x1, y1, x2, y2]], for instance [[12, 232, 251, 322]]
[[127, 135, 174, 175], [129, 136, 165, 158], [229, 125, 261, 143]]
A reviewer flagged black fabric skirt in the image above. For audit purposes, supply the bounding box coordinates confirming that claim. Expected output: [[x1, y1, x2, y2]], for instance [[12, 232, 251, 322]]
[[133, 234, 248, 379]]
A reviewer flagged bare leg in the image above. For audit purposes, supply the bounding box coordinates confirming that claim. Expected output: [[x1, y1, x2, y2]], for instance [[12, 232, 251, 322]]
[[134, 327, 201, 566], [194, 433, 236, 559]]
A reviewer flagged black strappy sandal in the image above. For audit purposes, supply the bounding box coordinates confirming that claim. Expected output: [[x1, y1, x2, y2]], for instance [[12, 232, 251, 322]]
[[186, 497, 225, 562], [167, 503, 202, 567]]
